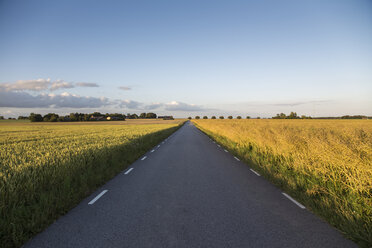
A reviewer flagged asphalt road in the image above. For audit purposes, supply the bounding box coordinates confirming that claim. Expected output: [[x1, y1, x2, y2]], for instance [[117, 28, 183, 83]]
[[25, 121, 356, 248]]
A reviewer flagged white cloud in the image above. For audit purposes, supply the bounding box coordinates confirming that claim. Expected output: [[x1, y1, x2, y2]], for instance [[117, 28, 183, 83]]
[[76, 82, 99, 87], [0, 91, 110, 108], [118, 100, 143, 109], [117, 100, 206, 111], [0, 78, 51, 92], [164, 101, 205, 111], [0, 78, 101, 92], [0, 82, 211, 114], [144, 103, 163, 110], [50, 80, 74, 91]]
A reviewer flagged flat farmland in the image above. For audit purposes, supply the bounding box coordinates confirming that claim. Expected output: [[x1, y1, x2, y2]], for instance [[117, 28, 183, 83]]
[[0, 118, 184, 126], [192, 119, 372, 246], [0, 119, 185, 247]]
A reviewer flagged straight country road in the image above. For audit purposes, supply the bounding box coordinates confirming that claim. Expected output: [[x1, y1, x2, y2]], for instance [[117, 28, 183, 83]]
[[25, 121, 356, 248]]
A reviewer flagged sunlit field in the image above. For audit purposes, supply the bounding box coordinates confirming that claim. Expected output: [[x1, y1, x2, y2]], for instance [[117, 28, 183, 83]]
[[192, 119, 371, 246], [0, 118, 184, 125], [0, 120, 185, 247]]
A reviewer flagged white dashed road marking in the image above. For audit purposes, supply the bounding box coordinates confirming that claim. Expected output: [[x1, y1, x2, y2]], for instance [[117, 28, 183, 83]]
[[234, 156, 240, 161], [282, 193, 306, 209], [141, 156, 147, 161], [250, 169, 261, 176], [124, 168, 134, 175], [88, 190, 108, 205]]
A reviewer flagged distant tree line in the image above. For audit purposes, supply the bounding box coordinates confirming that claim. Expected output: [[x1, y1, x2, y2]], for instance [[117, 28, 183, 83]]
[[27, 112, 163, 122], [340, 115, 368, 119], [124, 113, 159, 119], [189, 113, 370, 120], [188, 114, 313, 119], [314, 115, 369, 119], [26, 112, 162, 122], [272, 113, 370, 119], [2, 113, 370, 122], [188, 116, 252, 119], [272, 112, 312, 119], [0, 116, 16, 120], [28, 112, 126, 122]]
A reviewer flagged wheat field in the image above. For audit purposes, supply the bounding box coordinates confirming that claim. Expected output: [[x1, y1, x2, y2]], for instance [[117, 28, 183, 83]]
[[192, 119, 371, 246], [0, 120, 184, 247]]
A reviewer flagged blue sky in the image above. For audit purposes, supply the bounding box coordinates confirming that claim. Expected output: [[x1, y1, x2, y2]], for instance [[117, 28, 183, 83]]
[[0, 0, 371, 117]]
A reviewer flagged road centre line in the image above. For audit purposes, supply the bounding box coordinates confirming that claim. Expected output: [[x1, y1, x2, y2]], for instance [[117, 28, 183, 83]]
[[124, 168, 134, 175], [88, 190, 108, 205], [250, 169, 261, 176], [282, 193, 306, 209], [234, 156, 240, 161], [141, 156, 147, 161]]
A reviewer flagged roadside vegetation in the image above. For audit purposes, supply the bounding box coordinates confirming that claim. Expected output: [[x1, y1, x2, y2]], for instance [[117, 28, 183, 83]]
[[192, 119, 371, 246], [0, 120, 184, 247]]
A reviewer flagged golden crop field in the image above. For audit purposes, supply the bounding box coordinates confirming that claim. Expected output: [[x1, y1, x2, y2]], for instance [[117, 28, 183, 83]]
[[192, 119, 372, 246], [0, 120, 184, 247]]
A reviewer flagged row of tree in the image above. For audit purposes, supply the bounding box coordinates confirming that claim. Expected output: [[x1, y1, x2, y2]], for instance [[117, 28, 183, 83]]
[[188, 112, 311, 119], [0, 116, 18, 120], [189, 116, 252, 119], [126, 113, 157, 119], [272, 112, 312, 119], [188, 113, 372, 120], [340, 115, 368, 119], [1, 113, 370, 121], [187, 112, 313, 119], [29, 112, 126, 122], [28, 112, 159, 122], [272, 113, 370, 119]]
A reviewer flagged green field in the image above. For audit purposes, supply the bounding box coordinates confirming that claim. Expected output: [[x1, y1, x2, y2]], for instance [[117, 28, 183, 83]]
[[0, 119, 185, 247], [192, 119, 372, 247]]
